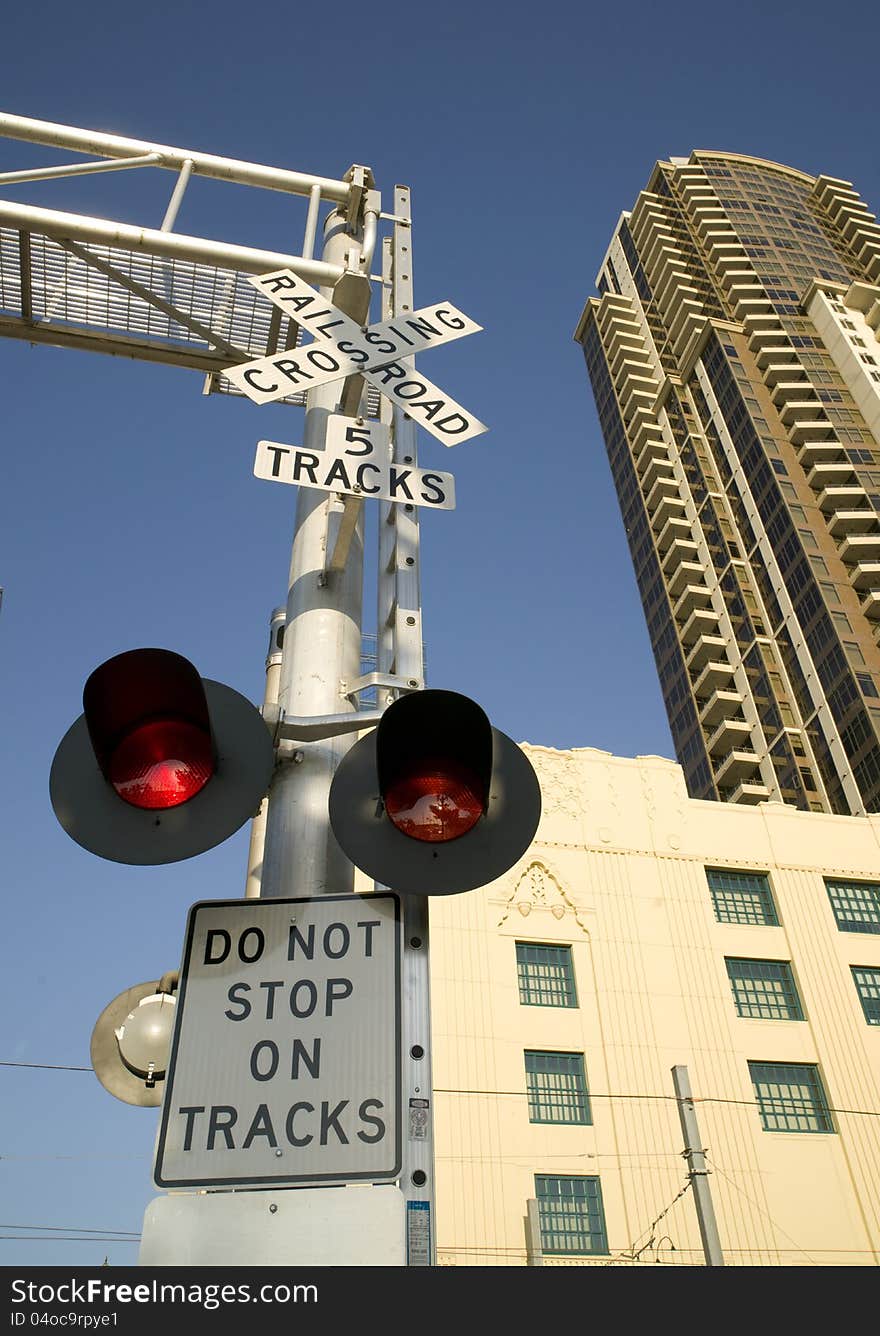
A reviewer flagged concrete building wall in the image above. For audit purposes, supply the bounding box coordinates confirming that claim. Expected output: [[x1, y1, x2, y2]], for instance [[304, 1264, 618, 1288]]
[[429, 744, 880, 1265]]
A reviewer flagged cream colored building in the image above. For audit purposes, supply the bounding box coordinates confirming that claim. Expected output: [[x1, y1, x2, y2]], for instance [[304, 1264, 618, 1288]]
[[428, 743, 880, 1266]]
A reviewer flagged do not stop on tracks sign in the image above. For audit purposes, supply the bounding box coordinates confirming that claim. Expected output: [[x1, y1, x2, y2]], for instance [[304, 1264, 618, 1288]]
[[154, 894, 402, 1189]]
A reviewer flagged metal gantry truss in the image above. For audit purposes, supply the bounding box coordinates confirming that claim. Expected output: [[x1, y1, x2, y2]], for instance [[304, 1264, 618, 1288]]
[[0, 112, 382, 413]]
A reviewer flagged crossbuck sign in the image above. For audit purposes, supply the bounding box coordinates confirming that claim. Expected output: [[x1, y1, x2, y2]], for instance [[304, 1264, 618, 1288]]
[[225, 269, 487, 445]]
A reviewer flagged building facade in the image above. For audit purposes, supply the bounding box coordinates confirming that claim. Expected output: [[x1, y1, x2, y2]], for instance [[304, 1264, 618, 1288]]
[[574, 152, 880, 814], [428, 744, 880, 1266]]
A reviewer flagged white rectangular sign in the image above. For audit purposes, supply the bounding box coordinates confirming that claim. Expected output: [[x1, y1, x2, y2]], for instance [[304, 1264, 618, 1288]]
[[254, 416, 455, 511], [154, 894, 402, 1190]]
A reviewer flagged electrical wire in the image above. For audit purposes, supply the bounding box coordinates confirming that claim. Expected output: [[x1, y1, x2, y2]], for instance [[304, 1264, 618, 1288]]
[[703, 1154, 819, 1264], [0, 1223, 140, 1236], [4, 1063, 879, 1120], [602, 1178, 692, 1265], [0, 1236, 138, 1244], [1, 1061, 92, 1072], [433, 1085, 880, 1119]]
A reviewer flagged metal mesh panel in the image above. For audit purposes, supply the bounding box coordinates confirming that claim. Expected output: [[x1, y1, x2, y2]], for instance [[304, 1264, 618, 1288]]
[[0, 226, 382, 416]]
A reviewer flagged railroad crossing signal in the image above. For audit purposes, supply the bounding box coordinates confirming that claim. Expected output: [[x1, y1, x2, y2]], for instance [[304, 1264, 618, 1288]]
[[328, 689, 542, 896], [224, 268, 488, 446], [50, 648, 274, 865]]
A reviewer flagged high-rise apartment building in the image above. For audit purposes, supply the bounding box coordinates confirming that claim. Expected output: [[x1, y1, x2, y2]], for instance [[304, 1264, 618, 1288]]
[[575, 152, 880, 815]]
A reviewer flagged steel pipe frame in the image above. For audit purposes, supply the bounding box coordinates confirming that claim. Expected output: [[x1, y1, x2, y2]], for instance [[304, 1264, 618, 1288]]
[[0, 198, 345, 286], [0, 112, 353, 203]]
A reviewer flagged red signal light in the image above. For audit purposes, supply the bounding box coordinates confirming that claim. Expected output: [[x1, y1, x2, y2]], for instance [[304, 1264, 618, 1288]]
[[108, 718, 215, 810], [384, 758, 484, 843], [51, 647, 276, 866]]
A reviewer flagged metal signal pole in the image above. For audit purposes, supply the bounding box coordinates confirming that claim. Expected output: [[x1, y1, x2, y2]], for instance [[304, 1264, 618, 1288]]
[[259, 203, 368, 903], [252, 190, 436, 1266]]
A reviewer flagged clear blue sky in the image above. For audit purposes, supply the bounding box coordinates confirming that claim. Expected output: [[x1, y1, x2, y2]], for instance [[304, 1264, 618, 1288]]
[[1, 0, 878, 1267]]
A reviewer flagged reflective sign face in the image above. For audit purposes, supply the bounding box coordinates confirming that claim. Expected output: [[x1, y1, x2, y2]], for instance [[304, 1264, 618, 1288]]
[[254, 416, 455, 510], [223, 268, 488, 445], [154, 894, 402, 1189]]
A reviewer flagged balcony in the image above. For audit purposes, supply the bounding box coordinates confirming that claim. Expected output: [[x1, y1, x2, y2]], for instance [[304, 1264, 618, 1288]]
[[620, 383, 656, 426], [668, 560, 706, 596], [679, 607, 721, 645], [817, 486, 869, 513], [715, 747, 761, 786], [779, 397, 825, 426], [712, 251, 749, 278], [790, 421, 838, 448], [806, 460, 856, 488], [699, 688, 744, 726], [861, 590, 880, 621], [745, 318, 787, 349], [635, 432, 668, 475], [692, 659, 735, 696], [668, 297, 704, 346], [651, 493, 688, 531], [645, 475, 680, 512], [686, 633, 728, 672], [610, 347, 649, 380], [707, 717, 752, 756], [758, 354, 804, 381], [673, 581, 713, 621], [770, 379, 813, 409], [730, 780, 771, 805], [839, 533, 880, 563], [652, 263, 692, 311], [828, 509, 878, 538], [655, 516, 693, 553], [662, 538, 701, 577], [850, 561, 880, 590], [754, 341, 792, 365]]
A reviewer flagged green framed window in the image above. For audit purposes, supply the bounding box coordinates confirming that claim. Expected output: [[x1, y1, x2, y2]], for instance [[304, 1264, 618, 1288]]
[[534, 1175, 607, 1255], [706, 868, 779, 926], [825, 878, 880, 935], [725, 958, 804, 1020], [852, 966, 880, 1024], [516, 943, 577, 1007], [525, 1051, 591, 1124], [748, 1061, 834, 1133]]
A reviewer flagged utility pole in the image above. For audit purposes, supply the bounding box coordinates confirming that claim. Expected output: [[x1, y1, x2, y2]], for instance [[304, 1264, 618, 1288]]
[[671, 1064, 725, 1266]]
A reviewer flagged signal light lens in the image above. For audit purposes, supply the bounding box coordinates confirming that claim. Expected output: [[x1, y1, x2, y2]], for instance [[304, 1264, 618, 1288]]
[[384, 758, 484, 843], [108, 719, 214, 810]]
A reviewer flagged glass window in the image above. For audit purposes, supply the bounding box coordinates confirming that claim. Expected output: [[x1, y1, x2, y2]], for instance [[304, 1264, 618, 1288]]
[[825, 878, 880, 935], [706, 869, 779, 926], [534, 1175, 608, 1255], [851, 966, 880, 1025], [525, 1051, 591, 1124], [856, 672, 879, 698], [516, 943, 578, 1007], [725, 958, 804, 1020], [748, 1061, 834, 1133]]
